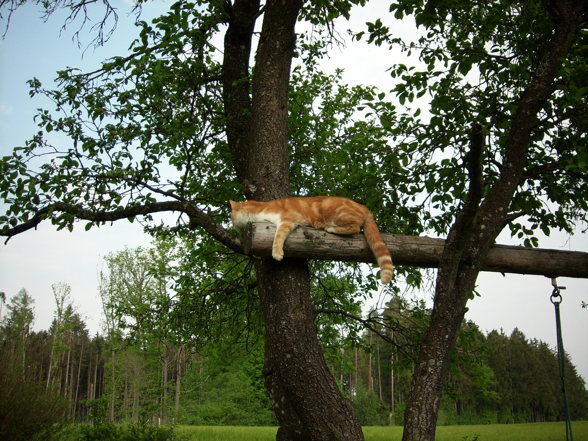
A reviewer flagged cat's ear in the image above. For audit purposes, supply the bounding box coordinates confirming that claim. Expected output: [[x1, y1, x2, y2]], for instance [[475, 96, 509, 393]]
[[229, 200, 237, 209]]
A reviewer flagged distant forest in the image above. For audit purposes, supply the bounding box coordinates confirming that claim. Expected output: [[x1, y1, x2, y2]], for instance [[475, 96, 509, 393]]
[[1, 244, 587, 429]]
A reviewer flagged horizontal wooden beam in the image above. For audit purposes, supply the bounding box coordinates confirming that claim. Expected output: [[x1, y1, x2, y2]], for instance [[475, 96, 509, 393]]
[[244, 222, 588, 279]]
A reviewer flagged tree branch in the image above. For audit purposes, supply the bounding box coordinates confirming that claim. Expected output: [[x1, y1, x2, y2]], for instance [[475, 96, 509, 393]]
[[466, 123, 485, 208], [245, 222, 588, 278], [501, 210, 527, 228], [315, 308, 421, 355], [1, 200, 242, 253], [1, 0, 122, 47], [316, 308, 395, 342], [437, 123, 487, 287], [222, 0, 260, 185], [524, 159, 588, 181]]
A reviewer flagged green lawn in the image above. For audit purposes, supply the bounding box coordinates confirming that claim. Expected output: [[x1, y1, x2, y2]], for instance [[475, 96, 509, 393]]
[[177, 422, 588, 441], [176, 426, 276, 441]]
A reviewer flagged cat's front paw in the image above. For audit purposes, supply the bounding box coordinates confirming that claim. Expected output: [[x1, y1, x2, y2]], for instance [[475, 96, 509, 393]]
[[272, 249, 284, 261]]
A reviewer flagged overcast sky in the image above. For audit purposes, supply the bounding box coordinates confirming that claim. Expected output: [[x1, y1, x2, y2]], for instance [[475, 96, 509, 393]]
[[1, 1, 586, 386]]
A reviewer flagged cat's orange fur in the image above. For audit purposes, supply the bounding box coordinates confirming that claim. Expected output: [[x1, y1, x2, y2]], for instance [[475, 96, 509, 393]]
[[230, 196, 393, 284]]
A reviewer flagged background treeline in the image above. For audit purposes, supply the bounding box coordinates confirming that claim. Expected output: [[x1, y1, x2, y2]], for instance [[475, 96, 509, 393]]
[[337, 311, 588, 425], [1, 243, 587, 436]]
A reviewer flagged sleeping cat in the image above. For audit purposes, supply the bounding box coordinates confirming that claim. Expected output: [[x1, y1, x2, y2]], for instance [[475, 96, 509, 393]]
[[230, 196, 393, 284]]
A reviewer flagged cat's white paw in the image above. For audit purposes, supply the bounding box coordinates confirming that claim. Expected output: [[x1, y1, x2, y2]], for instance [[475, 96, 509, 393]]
[[272, 250, 284, 261]]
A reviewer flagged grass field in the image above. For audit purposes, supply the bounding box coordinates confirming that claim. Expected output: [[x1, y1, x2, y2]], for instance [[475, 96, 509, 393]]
[[177, 421, 588, 441]]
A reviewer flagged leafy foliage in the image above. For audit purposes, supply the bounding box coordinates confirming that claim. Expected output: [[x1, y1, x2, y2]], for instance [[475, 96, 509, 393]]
[[2, 1, 584, 294], [0, 1, 234, 234], [356, 0, 587, 242], [0, 357, 68, 441]]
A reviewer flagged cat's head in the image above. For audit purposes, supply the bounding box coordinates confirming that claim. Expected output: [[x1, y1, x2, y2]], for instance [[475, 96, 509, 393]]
[[229, 200, 249, 228]]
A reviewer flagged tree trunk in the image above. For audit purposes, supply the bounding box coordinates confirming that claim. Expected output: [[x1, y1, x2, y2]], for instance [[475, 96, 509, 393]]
[[46, 331, 57, 390], [124, 369, 129, 421], [390, 348, 395, 413], [64, 348, 71, 399], [86, 356, 92, 405], [402, 5, 584, 440], [21, 330, 27, 381], [97, 358, 103, 400], [133, 374, 139, 423], [162, 349, 168, 423], [259, 259, 364, 441], [354, 347, 359, 396], [110, 349, 116, 422], [73, 342, 84, 421], [368, 332, 373, 394], [92, 357, 98, 400], [223, 0, 366, 439], [174, 346, 183, 421]]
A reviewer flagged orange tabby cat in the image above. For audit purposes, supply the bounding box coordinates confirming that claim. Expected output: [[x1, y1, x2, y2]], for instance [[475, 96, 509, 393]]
[[230, 196, 393, 284]]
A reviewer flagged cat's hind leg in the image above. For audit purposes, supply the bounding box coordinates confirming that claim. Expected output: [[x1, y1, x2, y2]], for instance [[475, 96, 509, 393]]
[[325, 213, 361, 235]]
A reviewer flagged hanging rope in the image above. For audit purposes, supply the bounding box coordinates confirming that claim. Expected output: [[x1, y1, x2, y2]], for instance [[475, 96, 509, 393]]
[[550, 278, 573, 441]]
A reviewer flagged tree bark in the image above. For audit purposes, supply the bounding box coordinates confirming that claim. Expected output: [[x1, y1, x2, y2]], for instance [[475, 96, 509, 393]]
[[258, 259, 364, 441], [402, 4, 585, 440], [222, 1, 365, 439], [222, 0, 260, 187], [244, 222, 588, 278]]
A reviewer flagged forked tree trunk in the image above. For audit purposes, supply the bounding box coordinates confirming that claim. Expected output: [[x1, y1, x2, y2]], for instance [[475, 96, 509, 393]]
[[402, 5, 584, 440]]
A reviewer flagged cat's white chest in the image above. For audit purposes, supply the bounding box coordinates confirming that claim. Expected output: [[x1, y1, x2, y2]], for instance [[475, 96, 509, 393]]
[[259, 212, 282, 225]]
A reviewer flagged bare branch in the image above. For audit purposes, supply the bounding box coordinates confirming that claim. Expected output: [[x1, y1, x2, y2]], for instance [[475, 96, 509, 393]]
[[1, 0, 123, 48], [524, 159, 588, 181], [501, 210, 527, 228], [1, 200, 242, 253], [315, 308, 394, 342]]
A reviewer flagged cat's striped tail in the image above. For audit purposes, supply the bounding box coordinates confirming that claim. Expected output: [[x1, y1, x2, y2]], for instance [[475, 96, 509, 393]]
[[363, 214, 394, 284]]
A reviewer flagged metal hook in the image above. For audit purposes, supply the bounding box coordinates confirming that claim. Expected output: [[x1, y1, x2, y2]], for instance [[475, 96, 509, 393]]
[[551, 277, 567, 291], [550, 277, 566, 303]]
